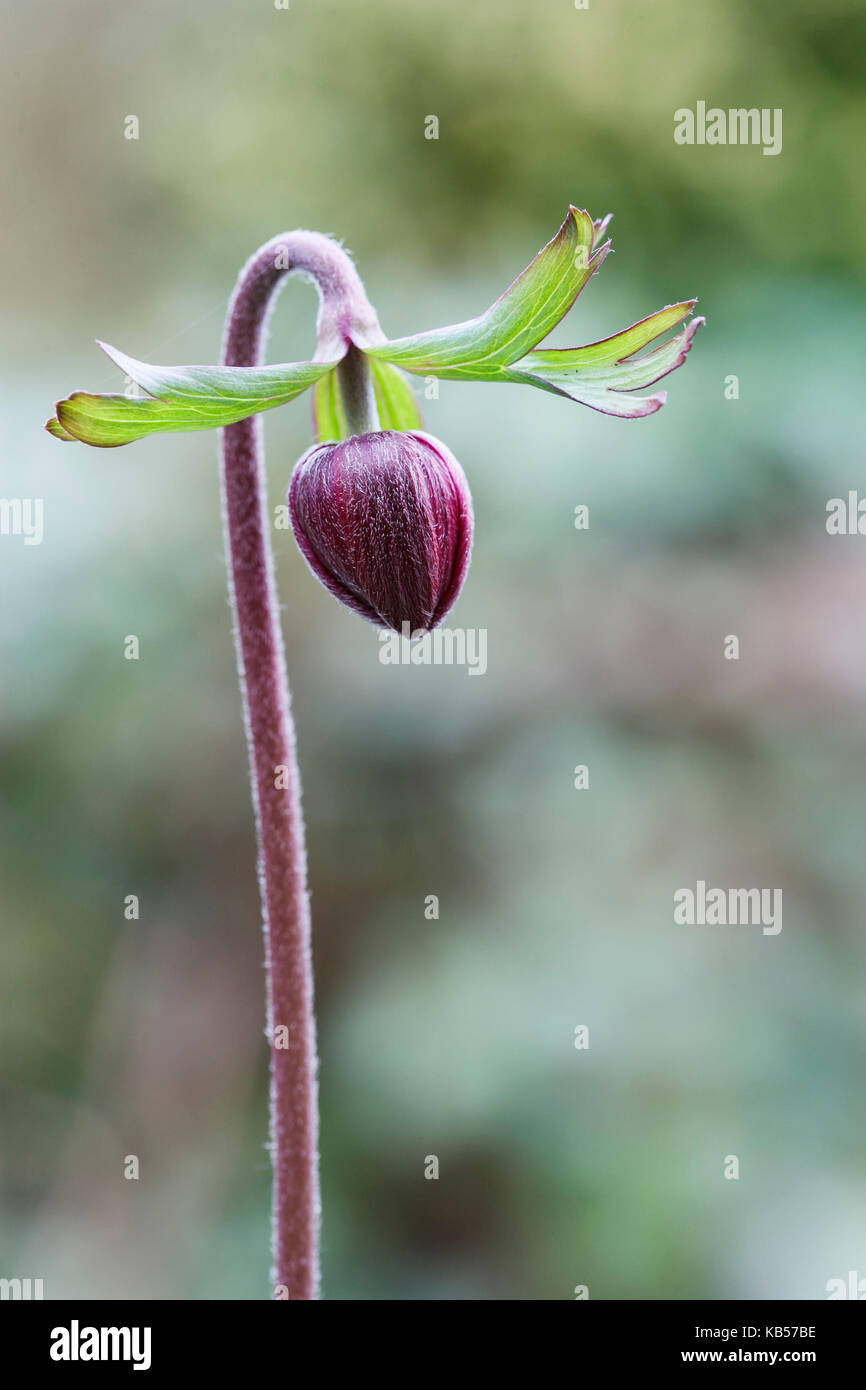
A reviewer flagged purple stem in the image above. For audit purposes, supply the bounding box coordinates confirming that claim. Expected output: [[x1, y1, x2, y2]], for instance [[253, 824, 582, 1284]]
[[220, 232, 380, 1300]]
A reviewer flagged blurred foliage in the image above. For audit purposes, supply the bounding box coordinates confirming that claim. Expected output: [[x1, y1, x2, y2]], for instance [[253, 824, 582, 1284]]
[[2, 0, 866, 1299]]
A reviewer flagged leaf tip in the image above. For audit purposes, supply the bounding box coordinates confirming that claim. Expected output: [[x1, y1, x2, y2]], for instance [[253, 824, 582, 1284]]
[[593, 212, 614, 244], [620, 390, 667, 417], [680, 313, 706, 351], [590, 239, 613, 272], [45, 414, 76, 442], [96, 339, 122, 366], [567, 206, 594, 236]]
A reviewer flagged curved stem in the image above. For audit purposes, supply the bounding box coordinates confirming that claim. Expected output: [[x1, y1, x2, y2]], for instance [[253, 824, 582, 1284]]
[[220, 232, 378, 1299]]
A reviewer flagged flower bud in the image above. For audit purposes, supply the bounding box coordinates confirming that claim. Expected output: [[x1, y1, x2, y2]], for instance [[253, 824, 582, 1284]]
[[288, 430, 473, 633]]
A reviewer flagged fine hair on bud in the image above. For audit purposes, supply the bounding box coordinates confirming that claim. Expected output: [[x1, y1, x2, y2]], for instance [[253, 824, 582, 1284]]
[[289, 429, 473, 632]]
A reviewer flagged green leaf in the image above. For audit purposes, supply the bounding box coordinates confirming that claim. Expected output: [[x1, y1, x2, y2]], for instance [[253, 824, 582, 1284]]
[[53, 393, 234, 448], [97, 342, 336, 408], [311, 369, 347, 443], [526, 300, 697, 370], [368, 206, 609, 378], [511, 307, 704, 418], [48, 343, 339, 447], [45, 416, 77, 442], [369, 358, 423, 432]]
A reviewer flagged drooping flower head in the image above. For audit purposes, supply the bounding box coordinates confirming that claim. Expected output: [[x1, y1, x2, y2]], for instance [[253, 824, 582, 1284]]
[[46, 208, 702, 632], [289, 430, 473, 633]]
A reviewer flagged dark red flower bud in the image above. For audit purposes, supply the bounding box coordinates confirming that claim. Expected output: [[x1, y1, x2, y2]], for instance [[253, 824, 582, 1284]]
[[288, 430, 473, 633]]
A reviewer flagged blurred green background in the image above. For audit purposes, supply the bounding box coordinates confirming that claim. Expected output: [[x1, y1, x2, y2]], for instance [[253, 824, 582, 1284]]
[[2, 0, 866, 1300]]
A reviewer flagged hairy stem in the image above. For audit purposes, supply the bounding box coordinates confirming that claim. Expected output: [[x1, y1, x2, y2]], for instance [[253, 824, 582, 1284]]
[[220, 232, 379, 1299], [338, 344, 380, 435]]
